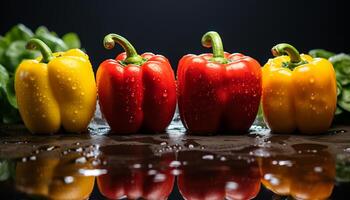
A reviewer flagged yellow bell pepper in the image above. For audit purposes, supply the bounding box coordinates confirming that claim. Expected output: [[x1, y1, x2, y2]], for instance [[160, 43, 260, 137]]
[[260, 143, 335, 200], [15, 39, 96, 134], [15, 152, 95, 200], [262, 43, 337, 134]]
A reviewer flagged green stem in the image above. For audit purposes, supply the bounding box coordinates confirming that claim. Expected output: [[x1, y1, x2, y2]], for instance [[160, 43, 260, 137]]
[[201, 31, 227, 64], [103, 33, 144, 65], [271, 43, 301, 63], [271, 43, 307, 70], [26, 38, 54, 63]]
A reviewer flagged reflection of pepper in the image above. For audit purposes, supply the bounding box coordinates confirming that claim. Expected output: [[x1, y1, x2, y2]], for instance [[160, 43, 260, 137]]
[[97, 145, 175, 199], [177, 151, 261, 200], [262, 43, 337, 134], [177, 31, 261, 134], [15, 153, 95, 200], [260, 143, 335, 199], [97, 34, 176, 134], [15, 39, 96, 134]]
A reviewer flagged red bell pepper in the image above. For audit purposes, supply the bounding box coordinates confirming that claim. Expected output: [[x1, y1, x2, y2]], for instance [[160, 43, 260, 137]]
[[177, 150, 261, 200], [177, 31, 262, 134], [97, 144, 175, 200], [97, 34, 176, 134]]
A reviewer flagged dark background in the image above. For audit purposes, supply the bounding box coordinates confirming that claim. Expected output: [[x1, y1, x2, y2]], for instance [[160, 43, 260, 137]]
[[1, 0, 349, 71], [1, 2, 349, 199]]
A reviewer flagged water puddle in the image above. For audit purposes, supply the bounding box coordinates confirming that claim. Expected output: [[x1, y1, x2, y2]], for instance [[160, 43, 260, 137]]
[[0, 112, 350, 199]]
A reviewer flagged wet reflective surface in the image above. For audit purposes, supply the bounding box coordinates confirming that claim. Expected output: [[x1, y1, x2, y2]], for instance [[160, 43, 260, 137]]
[[1, 112, 350, 199]]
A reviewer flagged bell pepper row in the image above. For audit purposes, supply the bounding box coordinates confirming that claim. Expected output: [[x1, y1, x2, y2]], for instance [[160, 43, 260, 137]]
[[14, 31, 337, 135]]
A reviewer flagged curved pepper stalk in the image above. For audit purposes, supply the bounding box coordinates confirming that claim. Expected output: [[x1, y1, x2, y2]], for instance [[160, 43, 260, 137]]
[[271, 43, 307, 70], [201, 31, 228, 64], [26, 38, 54, 63], [103, 34, 146, 66]]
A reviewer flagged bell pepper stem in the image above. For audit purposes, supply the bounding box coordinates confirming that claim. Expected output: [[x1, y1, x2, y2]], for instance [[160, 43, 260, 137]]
[[271, 43, 302, 63], [201, 31, 227, 64], [26, 38, 54, 63], [104, 33, 144, 65], [271, 43, 308, 70]]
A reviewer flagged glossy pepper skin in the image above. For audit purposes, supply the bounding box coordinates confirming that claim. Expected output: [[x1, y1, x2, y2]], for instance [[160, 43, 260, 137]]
[[97, 34, 176, 134], [15, 39, 97, 134], [262, 43, 337, 134], [177, 31, 262, 134]]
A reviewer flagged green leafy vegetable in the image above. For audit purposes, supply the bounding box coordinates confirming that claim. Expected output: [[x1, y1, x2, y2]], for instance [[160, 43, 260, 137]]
[[0, 24, 82, 124], [0, 160, 16, 181], [35, 31, 68, 52], [2, 40, 39, 73], [0, 64, 20, 123], [0, 36, 7, 62], [337, 81, 342, 97], [338, 88, 350, 112], [0, 64, 8, 90], [62, 33, 81, 49], [336, 155, 350, 182], [309, 49, 335, 59], [4, 24, 33, 43]]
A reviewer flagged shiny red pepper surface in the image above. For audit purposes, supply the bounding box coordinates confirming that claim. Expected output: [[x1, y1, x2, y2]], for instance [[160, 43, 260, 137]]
[[97, 34, 176, 134], [177, 31, 262, 134]]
